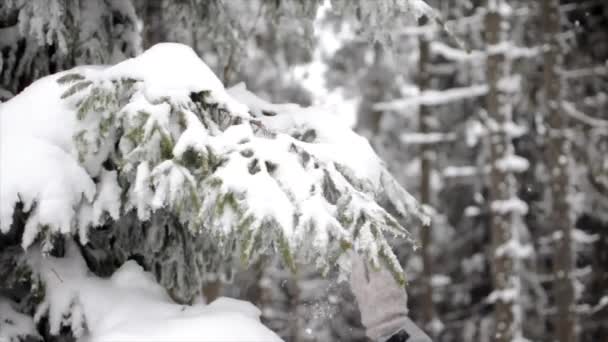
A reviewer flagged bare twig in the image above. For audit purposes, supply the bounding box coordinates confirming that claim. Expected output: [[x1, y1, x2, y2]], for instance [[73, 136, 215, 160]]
[[50, 267, 64, 283]]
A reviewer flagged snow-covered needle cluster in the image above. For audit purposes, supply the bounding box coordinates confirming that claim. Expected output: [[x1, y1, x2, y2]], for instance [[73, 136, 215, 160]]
[[1, 44, 426, 310]]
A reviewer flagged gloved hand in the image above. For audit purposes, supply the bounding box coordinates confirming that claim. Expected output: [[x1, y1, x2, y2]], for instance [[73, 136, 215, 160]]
[[349, 252, 432, 342]]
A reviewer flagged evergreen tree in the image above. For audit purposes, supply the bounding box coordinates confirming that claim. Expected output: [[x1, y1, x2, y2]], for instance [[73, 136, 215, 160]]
[[0, 42, 428, 340]]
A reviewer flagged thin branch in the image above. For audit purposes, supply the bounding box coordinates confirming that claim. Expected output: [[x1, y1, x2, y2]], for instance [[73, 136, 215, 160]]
[[560, 64, 608, 79], [562, 101, 608, 130], [560, 0, 605, 13], [50, 267, 64, 283]]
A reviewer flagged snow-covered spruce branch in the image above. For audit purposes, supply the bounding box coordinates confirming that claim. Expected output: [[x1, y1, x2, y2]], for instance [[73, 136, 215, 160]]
[[374, 84, 489, 111], [0, 44, 427, 296], [559, 63, 608, 79], [430, 41, 539, 63], [442, 155, 529, 179]]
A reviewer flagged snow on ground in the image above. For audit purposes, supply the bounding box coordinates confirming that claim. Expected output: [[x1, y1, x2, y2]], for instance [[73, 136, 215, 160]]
[[27, 240, 282, 342]]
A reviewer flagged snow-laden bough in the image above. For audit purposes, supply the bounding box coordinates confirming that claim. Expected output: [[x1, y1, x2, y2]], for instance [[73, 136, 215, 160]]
[[0, 43, 427, 337]]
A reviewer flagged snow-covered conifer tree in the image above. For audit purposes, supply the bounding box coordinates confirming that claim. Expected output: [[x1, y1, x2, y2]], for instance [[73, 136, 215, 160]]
[[0, 42, 427, 341]]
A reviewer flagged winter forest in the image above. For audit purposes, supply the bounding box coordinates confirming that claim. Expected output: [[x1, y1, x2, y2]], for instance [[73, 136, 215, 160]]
[[0, 0, 607, 341]]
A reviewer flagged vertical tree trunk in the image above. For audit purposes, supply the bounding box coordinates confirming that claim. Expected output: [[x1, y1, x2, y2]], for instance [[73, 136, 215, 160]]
[[288, 275, 302, 342], [541, 0, 577, 341], [485, 3, 519, 341], [355, 42, 386, 138], [142, 0, 165, 49], [418, 36, 435, 332], [202, 280, 222, 303]]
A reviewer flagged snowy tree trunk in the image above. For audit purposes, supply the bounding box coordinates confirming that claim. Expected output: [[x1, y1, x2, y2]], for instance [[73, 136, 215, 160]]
[[356, 42, 386, 137], [541, 0, 577, 341], [485, 4, 525, 341], [417, 36, 436, 332], [288, 275, 302, 342], [141, 0, 166, 49], [202, 280, 222, 303]]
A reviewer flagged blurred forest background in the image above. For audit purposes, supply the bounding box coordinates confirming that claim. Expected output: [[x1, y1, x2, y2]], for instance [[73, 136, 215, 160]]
[[1, 0, 607, 341]]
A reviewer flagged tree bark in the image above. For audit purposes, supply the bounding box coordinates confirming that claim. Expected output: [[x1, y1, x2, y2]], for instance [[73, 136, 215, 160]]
[[485, 5, 516, 342], [142, 0, 165, 49], [541, 0, 577, 341], [202, 280, 222, 303], [355, 42, 386, 138], [418, 36, 435, 332]]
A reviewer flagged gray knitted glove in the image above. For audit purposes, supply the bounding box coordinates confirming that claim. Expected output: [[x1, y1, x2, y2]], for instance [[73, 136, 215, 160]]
[[349, 253, 432, 342], [349, 252, 409, 341]]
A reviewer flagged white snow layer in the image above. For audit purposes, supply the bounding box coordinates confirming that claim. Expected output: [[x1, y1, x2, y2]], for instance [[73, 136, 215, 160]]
[[491, 197, 529, 215], [228, 82, 387, 185], [27, 241, 282, 342], [495, 154, 530, 173], [105, 42, 248, 115], [400, 132, 456, 145], [430, 41, 539, 63], [1, 43, 246, 245], [0, 76, 97, 246], [0, 297, 40, 342]]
